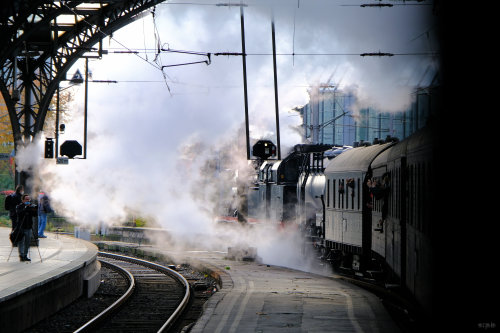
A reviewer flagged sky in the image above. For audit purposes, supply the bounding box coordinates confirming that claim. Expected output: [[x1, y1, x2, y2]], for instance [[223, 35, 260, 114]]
[[16, 0, 439, 267]]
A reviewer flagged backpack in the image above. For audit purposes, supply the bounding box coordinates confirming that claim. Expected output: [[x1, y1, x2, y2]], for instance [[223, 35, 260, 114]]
[[4, 194, 14, 211], [9, 227, 22, 245]]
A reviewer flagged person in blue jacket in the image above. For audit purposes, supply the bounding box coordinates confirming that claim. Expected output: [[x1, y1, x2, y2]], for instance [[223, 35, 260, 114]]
[[37, 192, 53, 238]]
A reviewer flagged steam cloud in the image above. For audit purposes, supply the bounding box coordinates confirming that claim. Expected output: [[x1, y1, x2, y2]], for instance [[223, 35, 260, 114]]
[[15, 0, 437, 271]]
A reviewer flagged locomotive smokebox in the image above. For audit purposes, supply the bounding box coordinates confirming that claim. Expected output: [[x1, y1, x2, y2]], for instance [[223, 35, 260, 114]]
[[252, 140, 276, 160]]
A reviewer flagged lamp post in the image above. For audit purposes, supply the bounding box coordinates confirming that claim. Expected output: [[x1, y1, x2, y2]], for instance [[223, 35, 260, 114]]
[[55, 57, 116, 161], [84, 57, 88, 159]]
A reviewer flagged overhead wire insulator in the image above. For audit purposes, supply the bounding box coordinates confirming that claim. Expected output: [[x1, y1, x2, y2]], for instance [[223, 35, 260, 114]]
[[360, 52, 394, 57], [360, 3, 393, 7]]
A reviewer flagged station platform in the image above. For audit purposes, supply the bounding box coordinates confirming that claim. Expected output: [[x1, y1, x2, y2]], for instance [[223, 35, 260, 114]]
[[95, 240, 403, 333], [0, 227, 100, 333]]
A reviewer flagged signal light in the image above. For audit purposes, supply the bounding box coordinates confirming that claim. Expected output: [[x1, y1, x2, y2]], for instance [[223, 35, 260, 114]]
[[44, 138, 54, 158], [252, 140, 276, 160]]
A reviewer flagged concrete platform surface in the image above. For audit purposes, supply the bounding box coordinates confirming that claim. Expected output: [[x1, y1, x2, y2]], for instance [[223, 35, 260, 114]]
[[189, 251, 401, 333], [0, 227, 99, 332], [95, 241, 402, 333], [0, 227, 97, 302]]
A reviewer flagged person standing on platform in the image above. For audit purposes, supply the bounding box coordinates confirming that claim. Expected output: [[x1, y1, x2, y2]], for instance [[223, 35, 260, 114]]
[[16, 194, 38, 262], [5, 185, 23, 229], [38, 192, 53, 238]]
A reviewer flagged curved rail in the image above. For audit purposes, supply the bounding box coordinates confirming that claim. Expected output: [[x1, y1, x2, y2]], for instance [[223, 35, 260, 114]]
[[77, 251, 191, 333], [74, 258, 135, 333]]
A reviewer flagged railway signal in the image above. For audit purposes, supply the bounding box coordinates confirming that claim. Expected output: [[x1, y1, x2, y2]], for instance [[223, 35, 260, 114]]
[[44, 138, 54, 158], [252, 140, 276, 160]]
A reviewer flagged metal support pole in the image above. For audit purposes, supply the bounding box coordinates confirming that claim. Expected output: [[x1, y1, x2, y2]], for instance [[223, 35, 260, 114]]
[[84, 57, 88, 159], [12, 56, 18, 99], [240, 6, 250, 160], [21, 59, 32, 191], [55, 86, 60, 159], [311, 85, 319, 144], [271, 19, 281, 160], [23, 82, 31, 144]]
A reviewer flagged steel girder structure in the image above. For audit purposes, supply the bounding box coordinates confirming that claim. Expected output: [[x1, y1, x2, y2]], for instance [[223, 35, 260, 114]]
[[0, 0, 165, 151]]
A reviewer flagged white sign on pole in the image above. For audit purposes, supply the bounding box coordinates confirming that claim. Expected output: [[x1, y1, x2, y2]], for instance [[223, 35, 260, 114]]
[[56, 157, 68, 165]]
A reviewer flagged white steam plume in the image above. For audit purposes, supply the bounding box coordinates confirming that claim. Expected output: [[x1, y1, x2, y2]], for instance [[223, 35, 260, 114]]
[[12, 0, 437, 271]]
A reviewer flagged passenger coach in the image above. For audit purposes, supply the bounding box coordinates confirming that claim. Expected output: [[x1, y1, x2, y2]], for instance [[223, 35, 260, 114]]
[[369, 127, 435, 312], [323, 142, 394, 271]]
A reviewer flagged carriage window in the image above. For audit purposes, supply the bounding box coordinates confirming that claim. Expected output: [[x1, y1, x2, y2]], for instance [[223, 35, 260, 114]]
[[327, 179, 330, 208], [390, 170, 394, 217], [345, 180, 348, 209], [423, 161, 431, 235], [417, 163, 421, 231], [394, 169, 397, 217], [420, 163, 425, 233], [341, 179, 345, 208], [351, 186, 354, 210], [347, 178, 355, 210], [398, 168, 401, 218], [333, 179, 336, 208], [338, 179, 342, 208], [397, 168, 401, 218], [419, 162, 424, 232], [409, 165, 414, 226], [389, 170, 393, 217], [357, 178, 360, 210]]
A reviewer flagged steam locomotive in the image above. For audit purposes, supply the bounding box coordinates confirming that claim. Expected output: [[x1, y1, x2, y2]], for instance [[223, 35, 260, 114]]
[[248, 124, 436, 317]]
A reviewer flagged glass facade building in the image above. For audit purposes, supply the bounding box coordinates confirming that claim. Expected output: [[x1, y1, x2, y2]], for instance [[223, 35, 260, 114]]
[[298, 85, 440, 146]]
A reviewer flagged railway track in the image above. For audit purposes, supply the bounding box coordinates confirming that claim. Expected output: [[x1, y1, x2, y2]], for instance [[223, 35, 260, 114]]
[[75, 252, 191, 333], [332, 266, 427, 332], [305, 246, 426, 332]]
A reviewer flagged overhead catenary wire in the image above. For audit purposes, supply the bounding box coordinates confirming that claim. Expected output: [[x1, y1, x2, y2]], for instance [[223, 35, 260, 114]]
[[101, 47, 438, 57], [61, 3, 160, 70], [160, 46, 212, 67], [213, 52, 437, 56], [63, 3, 436, 59], [150, 6, 173, 93], [159, 1, 430, 7], [61, 3, 174, 93], [62, 1, 437, 102]]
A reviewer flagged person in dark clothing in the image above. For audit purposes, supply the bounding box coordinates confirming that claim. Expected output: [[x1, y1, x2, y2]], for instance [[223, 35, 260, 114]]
[[6, 185, 23, 229], [15, 194, 38, 262]]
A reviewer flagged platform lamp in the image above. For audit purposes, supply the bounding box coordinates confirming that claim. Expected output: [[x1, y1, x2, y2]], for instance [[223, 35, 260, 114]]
[[53, 56, 116, 162], [60, 140, 82, 159]]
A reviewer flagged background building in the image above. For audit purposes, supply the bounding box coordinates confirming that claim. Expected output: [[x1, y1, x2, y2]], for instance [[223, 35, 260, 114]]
[[298, 80, 440, 146]]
